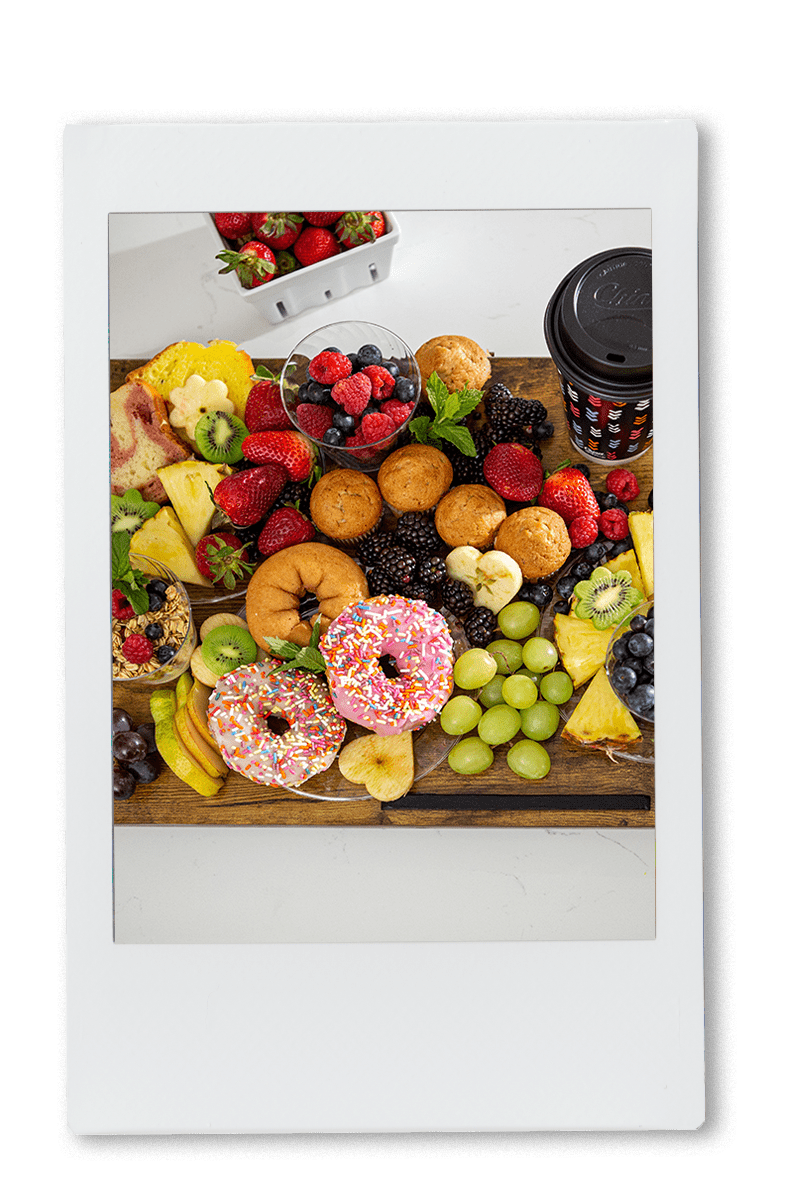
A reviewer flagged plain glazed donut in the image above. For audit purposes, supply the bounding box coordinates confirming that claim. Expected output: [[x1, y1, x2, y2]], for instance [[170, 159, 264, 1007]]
[[321, 595, 455, 736], [207, 660, 346, 787], [246, 543, 369, 651]]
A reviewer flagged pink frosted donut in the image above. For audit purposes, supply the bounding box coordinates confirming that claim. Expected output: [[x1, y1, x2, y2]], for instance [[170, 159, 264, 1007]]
[[207, 660, 345, 788], [321, 595, 454, 736]]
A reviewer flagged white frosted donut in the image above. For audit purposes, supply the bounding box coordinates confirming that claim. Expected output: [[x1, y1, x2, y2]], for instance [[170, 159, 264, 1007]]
[[207, 660, 345, 788], [321, 595, 454, 736]]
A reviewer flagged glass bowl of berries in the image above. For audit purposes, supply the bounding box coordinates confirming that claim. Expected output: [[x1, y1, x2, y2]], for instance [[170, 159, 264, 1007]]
[[605, 599, 655, 723], [280, 320, 421, 472], [112, 556, 197, 686]]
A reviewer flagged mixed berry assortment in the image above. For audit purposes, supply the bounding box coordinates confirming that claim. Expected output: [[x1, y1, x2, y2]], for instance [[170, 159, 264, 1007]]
[[609, 607, 655, 721]]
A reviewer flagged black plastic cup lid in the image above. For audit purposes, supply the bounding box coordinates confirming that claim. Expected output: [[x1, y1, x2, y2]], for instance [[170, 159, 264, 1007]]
[[546, 247, 652, 393]]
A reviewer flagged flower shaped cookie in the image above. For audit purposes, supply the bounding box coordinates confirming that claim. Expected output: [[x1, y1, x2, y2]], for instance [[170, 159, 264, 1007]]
[[168, 374, 235, 444]]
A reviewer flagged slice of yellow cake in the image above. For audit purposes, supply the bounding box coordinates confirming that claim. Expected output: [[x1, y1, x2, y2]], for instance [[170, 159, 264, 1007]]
[[110, 380, 191, 504], [127, 340, 255, 418]]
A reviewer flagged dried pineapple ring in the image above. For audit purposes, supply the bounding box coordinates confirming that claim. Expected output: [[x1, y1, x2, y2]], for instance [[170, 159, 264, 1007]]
[[169, 375, 235, 443], [199, 612, 249, 641]]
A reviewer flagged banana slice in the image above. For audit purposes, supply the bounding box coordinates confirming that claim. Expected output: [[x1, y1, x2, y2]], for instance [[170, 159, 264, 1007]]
[[199, 611, 249, 641], [190, 645, 220, 688]]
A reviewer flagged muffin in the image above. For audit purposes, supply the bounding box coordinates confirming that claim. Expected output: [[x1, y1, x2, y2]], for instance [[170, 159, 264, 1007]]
[[415, 335, 492, 395], [434, 485, 507, 549], [309, 468, 383, 544], [377, 445, 453, 515], [495, 506, 571, 581]]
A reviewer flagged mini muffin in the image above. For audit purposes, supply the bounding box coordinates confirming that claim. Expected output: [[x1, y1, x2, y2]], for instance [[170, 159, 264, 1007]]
[[309, 468, 383, 545], [415, 335, 492, 395], [377, 444, 453, 515], [434, 484, 507, 549], [495, 506, 571, 581]]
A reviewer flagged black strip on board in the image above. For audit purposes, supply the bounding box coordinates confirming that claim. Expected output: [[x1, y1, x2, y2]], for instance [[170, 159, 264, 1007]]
[[382, 793, 652, 812]]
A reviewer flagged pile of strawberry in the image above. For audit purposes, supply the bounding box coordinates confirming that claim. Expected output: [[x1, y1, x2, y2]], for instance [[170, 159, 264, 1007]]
[[213, 211, 386, 290]]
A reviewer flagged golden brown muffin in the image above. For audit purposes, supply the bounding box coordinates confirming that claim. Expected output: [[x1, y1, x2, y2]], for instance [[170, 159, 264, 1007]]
[[434, 485, 507, 549], [376, 444, 453, 514], [415, 335, 492, 395], [309, 469, 383, 543], [495, 506, 571, 581], [246, 543, 369, 649]]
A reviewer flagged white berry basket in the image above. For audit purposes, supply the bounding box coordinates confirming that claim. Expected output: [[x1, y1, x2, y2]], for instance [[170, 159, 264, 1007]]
[[204, 212, 401, 324]]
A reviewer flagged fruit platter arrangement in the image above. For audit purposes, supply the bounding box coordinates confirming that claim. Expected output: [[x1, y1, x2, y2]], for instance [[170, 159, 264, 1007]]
[[110, 327, 654, 828]]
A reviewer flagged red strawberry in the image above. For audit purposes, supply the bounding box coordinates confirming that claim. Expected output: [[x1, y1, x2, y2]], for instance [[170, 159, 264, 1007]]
[[244, 375, 291, 432], [335, 211, 385, 248], [257, 507, 315, 556], [597, 507, 629, 540], [296, 403, 335, 441], [241, 430, 318, 482], [301, 212, 345, 226], [332, 372, 372, 416], [215, 240, 277, 288], [605, 468, 640, 502], [308, 350, 352, 385], [122, 633, 153, 663], [539, 466, 600, 523], [293, 226, 342, 267], [213, 464, 287, 526], [249, 212, 303, 251], [213, 212, 252, 240], [360, 411, 397, 444], [568, 515, 599, 549], [112, 588, 135, 620], [483, 443, 543, 502], [194, 532, 254, 588], [360, 363, 395, 399], [380, 399, 414, 427]]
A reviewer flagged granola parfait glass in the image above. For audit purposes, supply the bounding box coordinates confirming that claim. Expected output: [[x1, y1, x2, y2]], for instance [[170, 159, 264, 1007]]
[[112, 556, 196, 686]]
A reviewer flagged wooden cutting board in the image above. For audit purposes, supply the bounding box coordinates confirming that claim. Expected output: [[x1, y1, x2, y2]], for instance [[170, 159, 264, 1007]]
[[112, 356, 654, 829]]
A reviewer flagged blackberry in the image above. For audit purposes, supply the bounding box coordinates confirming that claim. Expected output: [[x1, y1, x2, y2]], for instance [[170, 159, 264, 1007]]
[[366, 565, 398, 595], [395, 512, 443, 559], [484, 381, 514, 404], [441, 577, 474, 621], [446, 425, 494, 484], [271, 479, 312, 512], [418, 556, 447, 587], [464, 607, 498, 648], [486, 394, 548, 443], [357, 531, 403, 566], [405, 582, 435, 605], [378, 547, 418, 588]]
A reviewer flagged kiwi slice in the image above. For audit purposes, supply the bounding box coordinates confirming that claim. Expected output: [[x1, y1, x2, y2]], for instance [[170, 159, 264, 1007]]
[[573, 567, 643, 631], [194, 411, 249, 464], [110, 488, 160, 533], [201, 623, 258, 675]]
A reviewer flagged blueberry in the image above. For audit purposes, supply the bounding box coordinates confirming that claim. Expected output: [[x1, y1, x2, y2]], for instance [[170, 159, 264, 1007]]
[[535, 420, 554, 440], [553, 599, 570, 615], [517, 584, 536, 603], [306, 381, 330, 404], [146, 578, 168, 597], [380, 359, 400, 379], [346, 353, 360, 372], [394, 377, 416, 403], [611, 665, 638, 695], [556, 576, 576, 600], [610, 538, 632, 555], [155, 644, 177, 664], [644, 617, 654, 637], [585, 543, 606, 563], [323, 427, 345, 446], [360, 404, 380, 419], [147, 591, 164, 612], [571, 560, 592, 580], [323, 345, 340, 353], [144, 622, 164, 641], [622, 657, 641, 675], [597, 538, 614, 553], [593, 491, 608, 508], [332, 410, 355, 433], [630, 614, 647, 633], [643, 652, 655, 675], [612, 638, 630, 661], [628, 632, 653, 658], [356, 343, 382, 367], [530, 583, 553, 608], [573, 462, 591, 478], [601, 492, 620, 509], [297, 383, 311, 402]]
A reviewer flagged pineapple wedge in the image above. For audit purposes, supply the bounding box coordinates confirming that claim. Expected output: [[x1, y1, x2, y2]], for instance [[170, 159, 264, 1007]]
[[628, 512, 654, 599], [157, 460, 232, 546], [130, 506, 207, 587], [606, 549, 646, 599], [561, 666, 642, 746], [553, 613, 613, 690]]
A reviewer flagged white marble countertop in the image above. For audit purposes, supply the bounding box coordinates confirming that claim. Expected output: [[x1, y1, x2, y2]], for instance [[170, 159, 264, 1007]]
[[110, 207, 655, 944]]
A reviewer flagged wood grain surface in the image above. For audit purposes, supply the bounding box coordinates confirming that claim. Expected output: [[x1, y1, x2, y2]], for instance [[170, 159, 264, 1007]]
[[112, 357, 654, 829]]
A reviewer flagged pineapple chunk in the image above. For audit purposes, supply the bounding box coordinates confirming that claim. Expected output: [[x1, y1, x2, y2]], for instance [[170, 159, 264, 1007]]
[[130, 506, 208, 587], [561, 667, 642, 746], [127, 340, 255, 418], [553, 613, 613, 689], [157, 460, 232, 546], [606, 549, 645, 599], [628, 512, 654, 599]]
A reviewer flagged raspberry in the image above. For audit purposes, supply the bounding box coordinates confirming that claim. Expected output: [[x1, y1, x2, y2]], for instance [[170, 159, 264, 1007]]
[[308, 350, 352, 386], [296, 403, 335, 441], [569, 515, 599, 548], [122, 634, 154, 663], [112, 588, 134, 620], [360, 412, 397, 444], [605, 468, 640, 502], [380, 399, 414, 427], [332, 372, 372, 416], [597, 507, 629, 540], [360, 364, 396, 400]]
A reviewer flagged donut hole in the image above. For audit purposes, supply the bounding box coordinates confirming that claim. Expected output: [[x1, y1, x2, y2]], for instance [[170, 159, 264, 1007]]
[[266, 714, 292, 737], [379, 654, 400, 679]]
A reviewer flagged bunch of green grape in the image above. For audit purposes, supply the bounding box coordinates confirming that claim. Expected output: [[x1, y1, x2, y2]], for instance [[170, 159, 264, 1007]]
[[441, 601, 574, 780]]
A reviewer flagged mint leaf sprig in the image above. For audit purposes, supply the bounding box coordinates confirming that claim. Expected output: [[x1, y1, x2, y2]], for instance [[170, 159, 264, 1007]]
[[408, 371, 484, 457], [267, 620, 326, 674], [111, 531, 151, 615]]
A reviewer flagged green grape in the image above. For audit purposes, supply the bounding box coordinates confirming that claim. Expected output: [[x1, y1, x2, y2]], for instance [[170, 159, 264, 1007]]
[[521, 636, 559, 674], [501, 674, 538, 710], [515, 667, 541, 685], [487, 639, 524, 675], [448, 737, 494, 775], [478, 675, 506, 708], [477, 703, 521, 746], [539, 671, 573, 705], [497, 601, 540, 640], [453, 648, 497, 690], [507, 739, 551, 780], [520, 700, 560, 741], [440, 695, 483, 736]]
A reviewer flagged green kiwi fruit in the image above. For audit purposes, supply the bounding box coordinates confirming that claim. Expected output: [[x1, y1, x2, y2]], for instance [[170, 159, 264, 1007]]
[[194, 411, 249, 464], [573, 567, 643, 631], [110, 488, 160, 534], [201, 624, 258, 675]]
